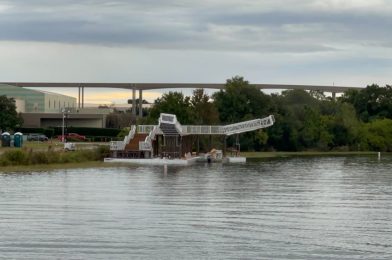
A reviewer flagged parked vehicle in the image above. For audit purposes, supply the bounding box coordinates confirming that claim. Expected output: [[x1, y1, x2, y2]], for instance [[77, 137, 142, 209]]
[[27, 133, 49, 142], [57, 133, 86, 142]]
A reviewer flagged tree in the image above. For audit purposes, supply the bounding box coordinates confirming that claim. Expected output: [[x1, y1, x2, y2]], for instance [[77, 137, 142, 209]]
[[190, 89, 219, 125], [106, 111, 134, 128], [328, 103, 361, 148], [145, 91, 193, 124], [340, 84, 392, 122], [361, 119, 392, 151], [299, 107, 333, 150], [213, 76, 271, 123], [0, 95, 23, 132], [309, 90, 327, 101], [267, 90, 321, 151], [213, 76, 272, 151]]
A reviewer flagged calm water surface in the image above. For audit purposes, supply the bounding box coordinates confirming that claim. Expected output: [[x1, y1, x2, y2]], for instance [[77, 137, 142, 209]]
[[0, 156, 391, 259]]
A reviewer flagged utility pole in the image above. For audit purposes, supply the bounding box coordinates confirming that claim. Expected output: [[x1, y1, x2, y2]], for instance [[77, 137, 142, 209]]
[[62, 108, 70, 143]]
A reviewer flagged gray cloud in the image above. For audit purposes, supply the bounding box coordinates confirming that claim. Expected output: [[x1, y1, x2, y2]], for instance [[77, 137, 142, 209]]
[[0, 0, 391, 53]]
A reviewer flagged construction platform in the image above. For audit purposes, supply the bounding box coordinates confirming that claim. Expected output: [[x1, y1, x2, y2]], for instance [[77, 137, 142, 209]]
[[104, 113, 274, 165]]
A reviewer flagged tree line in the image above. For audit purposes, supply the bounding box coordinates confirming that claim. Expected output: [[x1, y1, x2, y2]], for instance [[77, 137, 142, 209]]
[[140, 76, 392, 152]]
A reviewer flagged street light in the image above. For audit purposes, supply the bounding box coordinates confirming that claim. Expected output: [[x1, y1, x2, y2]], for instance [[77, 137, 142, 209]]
[[61, 108, 70, 143]]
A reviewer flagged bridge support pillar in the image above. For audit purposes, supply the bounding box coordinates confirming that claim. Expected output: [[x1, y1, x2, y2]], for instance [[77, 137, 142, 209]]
[[82, 86, 84, 108], [139, 89, 143, 117], [132, 87, 136, 116], [78, 86, 84, 108], [332, 92, 336, 99]]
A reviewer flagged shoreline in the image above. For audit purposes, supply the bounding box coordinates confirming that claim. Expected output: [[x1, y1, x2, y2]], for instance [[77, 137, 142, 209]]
[[240, 151, 381, 158], [0, 161, 124, 173], [1, 151, 387, 172]]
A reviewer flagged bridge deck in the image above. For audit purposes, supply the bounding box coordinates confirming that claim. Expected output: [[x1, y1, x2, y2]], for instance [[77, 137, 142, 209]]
[[1, 82, 362, 93]]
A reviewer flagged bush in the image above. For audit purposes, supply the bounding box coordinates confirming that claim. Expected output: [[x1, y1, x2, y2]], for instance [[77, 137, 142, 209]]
[[117, 127, 131, 138], [88, 136, 122, 142], [362, 119, 392, 151], [30, 151, 50, 164], [60, 151, 84, 163], [1, 150, 28, 165], [95, 145, 110, 160], [0, 146, 109, 166]]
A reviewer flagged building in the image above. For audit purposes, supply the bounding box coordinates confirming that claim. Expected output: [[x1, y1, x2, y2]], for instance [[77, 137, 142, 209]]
[[0, 84, 76, 113], [0, 84, 108, 128], [22, 112, 107, 128]]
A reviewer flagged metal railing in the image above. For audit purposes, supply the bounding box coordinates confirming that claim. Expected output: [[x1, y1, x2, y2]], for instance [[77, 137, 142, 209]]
[[223, 115, 275, 136], [158, 113, 183, 136], [110, 125, 136, 151], [181, 125, 224, 135], [136, 115, 275, 136], [139, 126, 158, 151], [139, 141, 152, 151]]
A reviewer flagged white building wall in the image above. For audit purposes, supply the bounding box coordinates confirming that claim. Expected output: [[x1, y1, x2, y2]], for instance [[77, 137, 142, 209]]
[[15, 99, 25, 113], [44, 93, 77, 113]]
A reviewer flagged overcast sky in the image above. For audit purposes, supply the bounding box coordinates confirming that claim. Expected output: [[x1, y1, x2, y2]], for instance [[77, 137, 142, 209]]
[[0, 0, 391, 104]]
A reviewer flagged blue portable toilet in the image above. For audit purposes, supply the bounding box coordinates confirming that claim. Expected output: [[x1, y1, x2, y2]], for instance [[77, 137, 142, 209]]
[[14, 132, 23, 148], [1, 132, 11, 147]]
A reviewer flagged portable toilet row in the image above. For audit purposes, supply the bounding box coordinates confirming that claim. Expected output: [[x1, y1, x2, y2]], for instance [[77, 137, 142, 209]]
[[1, 132, 23, 147]]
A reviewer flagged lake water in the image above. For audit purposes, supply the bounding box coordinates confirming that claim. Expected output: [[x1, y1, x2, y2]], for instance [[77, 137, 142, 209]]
[[0, 156, 391, 259]]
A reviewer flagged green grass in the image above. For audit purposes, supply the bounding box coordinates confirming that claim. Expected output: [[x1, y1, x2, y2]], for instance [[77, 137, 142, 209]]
[[0, 145, 110, 167], [241, 151, 380, 158], [0, 141, 63, 152]]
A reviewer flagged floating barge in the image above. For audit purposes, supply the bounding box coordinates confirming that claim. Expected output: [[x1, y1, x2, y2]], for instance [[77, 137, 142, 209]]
[[104, 113, 274, 166]]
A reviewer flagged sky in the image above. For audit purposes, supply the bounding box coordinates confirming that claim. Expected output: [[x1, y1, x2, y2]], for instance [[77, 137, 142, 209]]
[[0, 0, 391, 104]]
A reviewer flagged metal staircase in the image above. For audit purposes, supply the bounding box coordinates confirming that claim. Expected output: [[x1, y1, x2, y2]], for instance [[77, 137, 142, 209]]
[[139, 126, 158, 152], [158, 113, 183, 136], [110, 125, 136, 151], [110, 114, 275, 152]]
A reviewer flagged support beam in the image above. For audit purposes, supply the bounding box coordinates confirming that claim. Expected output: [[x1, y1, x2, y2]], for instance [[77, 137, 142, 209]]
[[132, 87, 136, 116], [82, 86, 85, 108], [78, 86, 81, 108], [139, 89, 143, 117]]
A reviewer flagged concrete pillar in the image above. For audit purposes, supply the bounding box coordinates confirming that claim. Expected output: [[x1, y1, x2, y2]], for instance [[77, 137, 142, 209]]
[[139, 89, 143, 117], [82, 86, 85, 108], [132, 87, 136, 116], [78, 86, 81, 108], [332, 92, 336, 99]]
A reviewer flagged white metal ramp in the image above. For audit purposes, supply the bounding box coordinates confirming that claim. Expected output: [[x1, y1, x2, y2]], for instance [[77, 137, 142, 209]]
[[114, 114, 275, 152], [137, 114, 275, 136], [181, 115, 275, 136]]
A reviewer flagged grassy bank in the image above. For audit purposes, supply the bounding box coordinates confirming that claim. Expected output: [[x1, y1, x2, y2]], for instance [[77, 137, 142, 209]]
[[0, 161, 120, 173], [0, 146, 109, 167], [242, 151, 380, 158]]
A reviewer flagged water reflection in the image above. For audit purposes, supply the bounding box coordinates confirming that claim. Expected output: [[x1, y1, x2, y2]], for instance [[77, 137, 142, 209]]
[[0, 155, 391, 259]]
